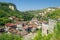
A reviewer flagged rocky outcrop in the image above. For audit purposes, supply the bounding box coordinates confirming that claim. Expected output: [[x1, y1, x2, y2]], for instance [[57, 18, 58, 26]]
[[0, 2, 16, 10]]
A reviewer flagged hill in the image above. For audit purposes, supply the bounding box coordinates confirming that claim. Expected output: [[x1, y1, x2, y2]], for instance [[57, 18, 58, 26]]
[[0, 2, 23, 26], [0, 2, 60, 26], [24, 7, 60, 20]]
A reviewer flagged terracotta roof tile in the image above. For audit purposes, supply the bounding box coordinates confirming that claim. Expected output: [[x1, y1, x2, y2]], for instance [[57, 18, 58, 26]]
[[5, 23, 16, 27]]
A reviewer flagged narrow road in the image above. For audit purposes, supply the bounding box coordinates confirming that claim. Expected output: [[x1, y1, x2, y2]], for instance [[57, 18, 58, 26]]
[[23, 33, 37, 40]]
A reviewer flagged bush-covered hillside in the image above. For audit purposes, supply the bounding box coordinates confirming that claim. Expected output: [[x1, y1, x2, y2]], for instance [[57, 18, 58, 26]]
[[0, 2, 60, 26], [0, 2, 23, 26], [46, 9, 60, 19]]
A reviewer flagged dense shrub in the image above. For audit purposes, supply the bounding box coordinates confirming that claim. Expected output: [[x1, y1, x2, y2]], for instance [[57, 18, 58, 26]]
[[0, 33, 23, 40], [34, 30, 42, 40], [54, 22, 60, 40], [34, 29, 53, 40]]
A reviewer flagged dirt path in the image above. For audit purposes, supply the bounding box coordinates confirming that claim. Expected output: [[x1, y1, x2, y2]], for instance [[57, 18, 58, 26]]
[[23, 33, 37, 40]]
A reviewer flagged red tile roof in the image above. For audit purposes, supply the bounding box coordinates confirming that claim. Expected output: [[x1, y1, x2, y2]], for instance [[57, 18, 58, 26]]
[[5, 23, 16, 27], [23, 25, 28, 29]]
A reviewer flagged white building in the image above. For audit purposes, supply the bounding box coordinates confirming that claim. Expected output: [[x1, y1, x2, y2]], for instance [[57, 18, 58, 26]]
[[48, 19, 57, 33], [42, 19, 57, 36], [42, 23, 49, 36], [16, 22, 23, 31]]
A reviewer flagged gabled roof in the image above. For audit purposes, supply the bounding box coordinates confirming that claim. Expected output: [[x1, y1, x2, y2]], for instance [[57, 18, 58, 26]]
[[5, 23, 16, 27]]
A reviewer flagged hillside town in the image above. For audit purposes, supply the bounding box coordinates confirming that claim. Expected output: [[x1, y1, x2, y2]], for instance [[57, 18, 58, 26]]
[[0, 1, 60, 40], [0, 15, 57, 37], [0, 3, 58, 38]]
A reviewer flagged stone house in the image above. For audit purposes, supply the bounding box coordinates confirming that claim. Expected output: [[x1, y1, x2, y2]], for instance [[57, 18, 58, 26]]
[[42, 19, 57, 36], [16, 21, 23, 31], [5, 23, 16, 33], [48, 19, 57, 33], [9, 16, 16, 20], [26, 21, 41, 32], [31, 18, 41, 29], [42, 23, 49, 36], [9, 16, 24, 22]]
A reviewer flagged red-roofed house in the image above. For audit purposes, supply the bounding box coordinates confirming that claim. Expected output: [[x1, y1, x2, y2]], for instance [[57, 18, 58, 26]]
[[5, 23, 17, 32]]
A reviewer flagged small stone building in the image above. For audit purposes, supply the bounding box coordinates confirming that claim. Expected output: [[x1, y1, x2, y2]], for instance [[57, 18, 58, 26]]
[[42, 19, 57, 36], [5, 23, 16, 33]]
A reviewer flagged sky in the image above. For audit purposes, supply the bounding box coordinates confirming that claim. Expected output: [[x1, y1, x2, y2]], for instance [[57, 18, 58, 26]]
[[0, 0, 60, 11]]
